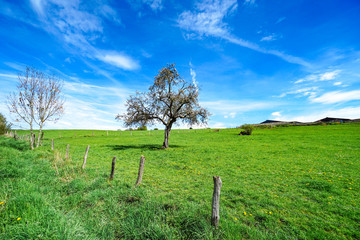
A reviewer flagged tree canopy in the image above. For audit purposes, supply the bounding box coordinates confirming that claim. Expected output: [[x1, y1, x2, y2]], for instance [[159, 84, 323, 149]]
[[117, 63, 210, 148]]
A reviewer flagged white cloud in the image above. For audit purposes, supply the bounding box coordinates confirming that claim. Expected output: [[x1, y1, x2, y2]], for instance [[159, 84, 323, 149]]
[[97, 53, 140, 70], [319, 70, 341, 81], [189, 62, 198, 91], [295, 70, 341, 84], [271, 111, 281, 117], [229, 112, 236, 118], [310, 90, 360, 104], [260, 34, 276, 41], [0, 73, 18, 79], [281, 107, 360, 122], [29, 0, 138, 73], [279, 87, 319, 98], [201, 100, 279, 112], [333, 81, 342, 86], [143, 0, 163, 11], [177, 0, 310, 67]]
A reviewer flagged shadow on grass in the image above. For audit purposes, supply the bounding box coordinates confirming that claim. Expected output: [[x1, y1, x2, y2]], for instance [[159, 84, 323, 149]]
[[107, 144, 184, 151]]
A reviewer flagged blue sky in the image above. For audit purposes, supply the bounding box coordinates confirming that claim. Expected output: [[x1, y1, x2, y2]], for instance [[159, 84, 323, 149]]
[[0, 0, 359, 130]]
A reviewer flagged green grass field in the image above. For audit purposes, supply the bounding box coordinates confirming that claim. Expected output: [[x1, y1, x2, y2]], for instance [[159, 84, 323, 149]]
[[1, 124, 360, 239]]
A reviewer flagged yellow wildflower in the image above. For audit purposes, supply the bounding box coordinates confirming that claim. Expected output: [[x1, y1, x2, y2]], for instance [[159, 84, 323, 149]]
[[235, 217, 238, 221], [269, 212, 272, 214], [0, 201, 4, 205], [243, 212, 247, 216], [17, 217, 21, 221]]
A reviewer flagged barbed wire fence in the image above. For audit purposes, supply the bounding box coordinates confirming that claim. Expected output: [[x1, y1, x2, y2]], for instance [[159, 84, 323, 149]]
[[5, 129, 359, 236]]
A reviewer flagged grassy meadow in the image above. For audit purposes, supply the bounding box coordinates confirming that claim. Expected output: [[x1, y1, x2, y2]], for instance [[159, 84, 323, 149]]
[[1, 124, 360, 239]]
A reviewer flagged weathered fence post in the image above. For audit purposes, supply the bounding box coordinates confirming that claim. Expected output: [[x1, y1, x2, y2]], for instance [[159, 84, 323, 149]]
[[40, 132, 44, 146], [59, 132, 61, 138], [92, 130, 94, 136], [66, 144, 70, 160], [135, 155, 145, 187], [109, 156, 116, 180], [31, 133, 36, 150], [82, 145, 90, 169], [107, 130, 109, 136], [211, 176, 222, 228], [51, 139, 54, 150]]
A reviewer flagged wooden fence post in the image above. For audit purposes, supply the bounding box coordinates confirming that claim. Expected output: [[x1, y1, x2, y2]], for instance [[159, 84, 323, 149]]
[[107, 130, 109, 136], [51, 139, 54, 150], [66, 144, 70, 160], [211, 176, 222, 228], [59, 132, 61, 138], [92, 130, 94, 136], [135, 155, 145, 187], [82, 145, 90, 169], [40, 132, 44, 146], [109, 156, 116, 180]]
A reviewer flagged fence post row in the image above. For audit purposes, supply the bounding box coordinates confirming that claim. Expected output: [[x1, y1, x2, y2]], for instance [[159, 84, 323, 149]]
[[110, 156, 116, 180], [135, 155, 145, 187], [82, 145, 90, 169], [211, 176, 222, 228]]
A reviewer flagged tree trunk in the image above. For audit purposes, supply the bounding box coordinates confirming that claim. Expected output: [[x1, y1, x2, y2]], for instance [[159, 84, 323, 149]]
[[30, 128, 34, 150], [162, 125, 172, 149], [36, 126, 43, 148]]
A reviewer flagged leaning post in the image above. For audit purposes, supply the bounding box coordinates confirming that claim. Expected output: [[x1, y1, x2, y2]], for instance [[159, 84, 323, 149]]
[[82, 145, 90, 169], [211, 176, 222, 228], [135, 155, 145, 187]]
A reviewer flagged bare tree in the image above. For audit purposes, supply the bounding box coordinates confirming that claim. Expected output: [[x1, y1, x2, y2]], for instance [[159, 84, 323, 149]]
[[34, 73, 64, 147], [116, 63, 210, 148], [7, 66, 64, 148], [8, 67, 40, 149]]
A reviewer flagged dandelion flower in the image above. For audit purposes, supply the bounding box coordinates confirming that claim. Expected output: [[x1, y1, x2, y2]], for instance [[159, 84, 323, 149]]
[[235, 217, 238, 221], [0, 201, 4, 205], [243, 212, 247, 216], [269, 212, 272, 214], [17, 217, 21, 221]]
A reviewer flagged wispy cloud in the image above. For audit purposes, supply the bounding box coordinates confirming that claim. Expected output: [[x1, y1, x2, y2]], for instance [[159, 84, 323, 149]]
[[279, 87, 319, 98], [310, 90, 360, 104], [97, 52, 140, 70], [28, 0, 138, 73], [281, 106, 360, 122], [295, 70, 341, 84], [178, 0, 310, 67], [201, 99, 279, 112], [189, 62, 198, 91], [143, 0, 164, 11], [260, 34, 276, 42], [275, 17, 286, 24]]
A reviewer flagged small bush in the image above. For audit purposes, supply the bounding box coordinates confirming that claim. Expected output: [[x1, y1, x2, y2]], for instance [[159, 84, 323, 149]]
[[239, 124, 254, 135], [0, 113, 12, 135], [137, 125, 147, 131]]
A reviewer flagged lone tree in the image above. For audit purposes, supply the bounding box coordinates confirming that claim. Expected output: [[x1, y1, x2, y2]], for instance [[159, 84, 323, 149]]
[[7, 66, 64, 149], [116, 63, 210, 148]]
